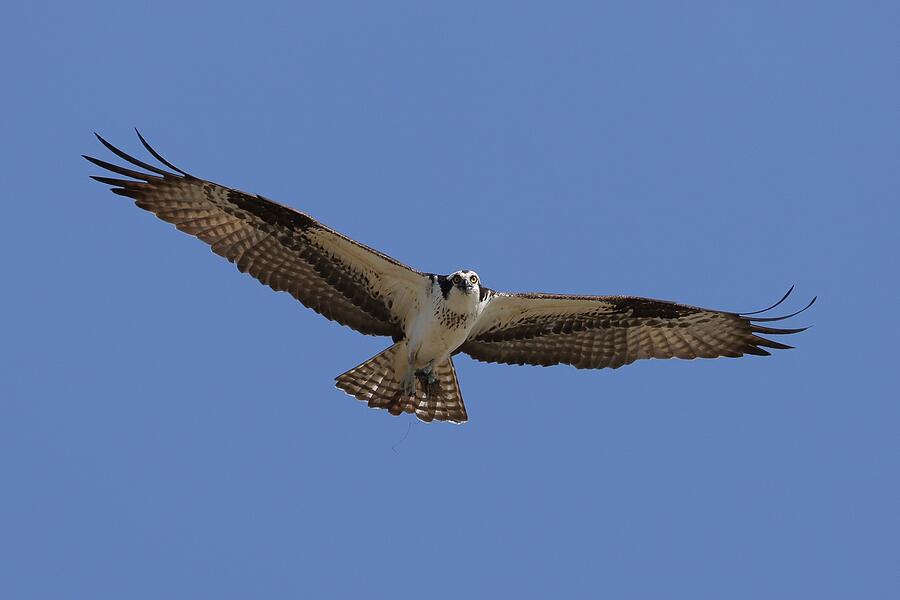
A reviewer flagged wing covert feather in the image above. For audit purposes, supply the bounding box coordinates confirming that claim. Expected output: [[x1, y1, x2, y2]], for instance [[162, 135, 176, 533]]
[[85, 132, 425, 337], [462, 290, 812, 369]]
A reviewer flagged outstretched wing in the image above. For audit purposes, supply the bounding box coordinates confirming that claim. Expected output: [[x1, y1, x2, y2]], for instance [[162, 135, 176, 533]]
[[461, 287, 814, 369], [85, 131, 426, 337]]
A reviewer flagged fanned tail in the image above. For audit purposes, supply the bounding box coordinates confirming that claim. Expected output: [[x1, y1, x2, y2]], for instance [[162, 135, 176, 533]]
[[334, 343, 468, 423]]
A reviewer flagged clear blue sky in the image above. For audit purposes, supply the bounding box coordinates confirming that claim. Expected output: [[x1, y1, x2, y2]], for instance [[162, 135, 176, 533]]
[[2, 1, 897, 598]]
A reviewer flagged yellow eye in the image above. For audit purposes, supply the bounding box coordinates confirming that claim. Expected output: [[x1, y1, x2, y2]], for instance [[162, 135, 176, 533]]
[[469, 275, 478, 284], [452, 275, 461, 284]]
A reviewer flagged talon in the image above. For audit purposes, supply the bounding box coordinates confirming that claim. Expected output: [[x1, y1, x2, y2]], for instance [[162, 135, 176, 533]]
[[415, 365, 438, 386]]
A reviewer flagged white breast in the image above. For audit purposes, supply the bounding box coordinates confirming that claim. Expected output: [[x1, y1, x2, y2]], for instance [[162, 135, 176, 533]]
[[405, 280, 482, 369]]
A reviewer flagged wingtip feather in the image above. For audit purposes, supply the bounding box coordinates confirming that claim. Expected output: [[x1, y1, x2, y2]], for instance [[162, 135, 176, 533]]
[[90, 131, 177, 178], [740, 285, 795, 316], [134, 129, 191, 177], [749, 295, 816, 323]]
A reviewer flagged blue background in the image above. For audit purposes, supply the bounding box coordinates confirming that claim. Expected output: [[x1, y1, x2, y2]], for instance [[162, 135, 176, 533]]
[[2, 2, 897, 598]]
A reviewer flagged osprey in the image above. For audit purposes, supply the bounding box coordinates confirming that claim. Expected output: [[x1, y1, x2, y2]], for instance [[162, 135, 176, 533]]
[[85, 132, 814, 424]]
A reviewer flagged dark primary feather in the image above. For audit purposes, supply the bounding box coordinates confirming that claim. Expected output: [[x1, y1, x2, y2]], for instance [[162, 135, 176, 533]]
[[461, 289, 814, 369], [85, 131, 421, 337]]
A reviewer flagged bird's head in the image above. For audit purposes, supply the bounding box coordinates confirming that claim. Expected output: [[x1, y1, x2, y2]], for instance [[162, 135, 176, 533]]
[[442, 270, 481, 299]]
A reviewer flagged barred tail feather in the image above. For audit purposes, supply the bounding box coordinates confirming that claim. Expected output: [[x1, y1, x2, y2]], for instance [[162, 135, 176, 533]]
[[334, 343, 468, 423]]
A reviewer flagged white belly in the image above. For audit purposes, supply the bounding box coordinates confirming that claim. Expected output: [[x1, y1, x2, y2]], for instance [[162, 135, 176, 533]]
[[407, 308, 473, 368], [405, 284, 480, 369]]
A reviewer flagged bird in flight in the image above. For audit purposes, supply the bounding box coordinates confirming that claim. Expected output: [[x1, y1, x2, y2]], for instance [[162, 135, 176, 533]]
[[85, 132, 814, 424]]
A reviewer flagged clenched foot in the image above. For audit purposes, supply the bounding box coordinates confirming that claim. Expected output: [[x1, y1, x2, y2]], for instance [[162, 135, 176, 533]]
[[415, 365, 437, 386]]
